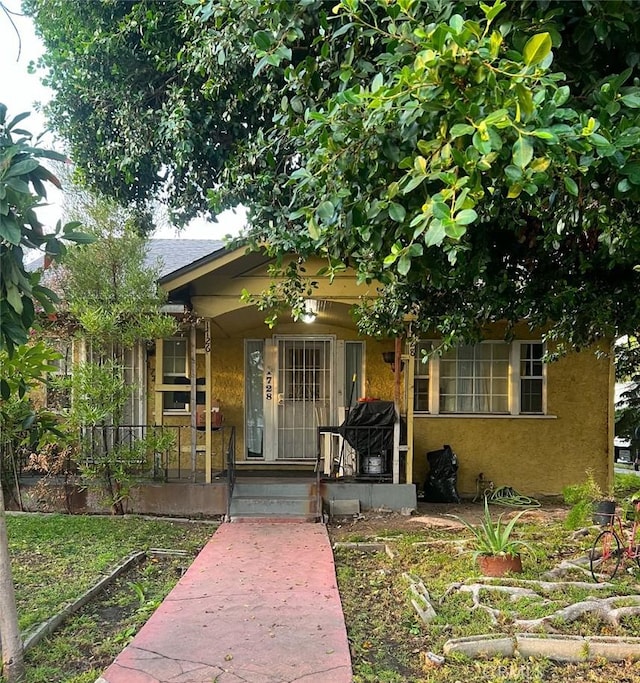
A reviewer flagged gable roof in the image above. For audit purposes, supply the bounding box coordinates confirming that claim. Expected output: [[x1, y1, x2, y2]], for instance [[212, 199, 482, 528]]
[[26, 238, 226, 280], [146, 239, 225, 278]]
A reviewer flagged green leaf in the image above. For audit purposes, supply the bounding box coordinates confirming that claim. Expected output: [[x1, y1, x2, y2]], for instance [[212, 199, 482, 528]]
[[507, 183, 523, 198], [512, 137, 533, 169], [402, 175, 426, 194], [0, 214, 21, 244], [564, 176, 579, 196], [5, 177, 30, 194], [4, 158, 39, 178], [424, 220, 446, 247], [253, 30, 273, 51], [530, 129, 559, 143], [61, 231, 96, 244], [316, 200, 335, 222], [0, 379, 9, 400], [454, 209, 478, 226], [432, 202, 450, 220], [523, 33, 552, 67], [6, 285, 23, 315], [482, 109, 509, 126], [414, 156, 427, 175], [621, 93, 640, 108], [397, 253, 412, 276], [388, 202, 406, 223], [371, 73, 384, 93], [308, 217, 320, 240], [450, 124, 475, 139]]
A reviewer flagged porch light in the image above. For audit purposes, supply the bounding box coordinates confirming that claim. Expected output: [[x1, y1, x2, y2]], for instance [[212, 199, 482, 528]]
[[301, 299, 318, 324], [382, 350, 403, 372]]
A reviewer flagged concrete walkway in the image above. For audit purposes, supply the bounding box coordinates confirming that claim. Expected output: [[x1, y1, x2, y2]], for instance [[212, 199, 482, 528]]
[[98, 523, 353, 683]]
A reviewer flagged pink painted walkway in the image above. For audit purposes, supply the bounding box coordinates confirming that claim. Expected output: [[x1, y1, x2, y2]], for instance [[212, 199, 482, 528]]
[[97, 523, 352, 683]]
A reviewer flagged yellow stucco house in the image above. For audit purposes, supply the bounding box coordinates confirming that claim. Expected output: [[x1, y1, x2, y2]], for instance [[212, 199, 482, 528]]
[[136, 239, 614, 518], [27, 239, 613, 518]]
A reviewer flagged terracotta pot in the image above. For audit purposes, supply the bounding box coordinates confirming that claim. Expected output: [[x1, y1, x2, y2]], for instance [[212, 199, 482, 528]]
[[477, 554, 523, 577]]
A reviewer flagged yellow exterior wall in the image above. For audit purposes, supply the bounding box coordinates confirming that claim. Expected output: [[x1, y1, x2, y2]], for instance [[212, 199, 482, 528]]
[[155, 249, 614, 497], [412, 343, 613, 497]]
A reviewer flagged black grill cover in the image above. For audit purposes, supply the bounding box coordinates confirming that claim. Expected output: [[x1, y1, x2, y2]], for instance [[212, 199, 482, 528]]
[[340, 400, 395, 455]]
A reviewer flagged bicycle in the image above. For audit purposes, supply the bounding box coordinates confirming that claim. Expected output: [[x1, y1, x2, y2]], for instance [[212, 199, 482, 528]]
[[589, 500, 640, 582]]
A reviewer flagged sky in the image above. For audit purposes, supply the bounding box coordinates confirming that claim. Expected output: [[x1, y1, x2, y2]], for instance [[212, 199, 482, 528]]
[[1, 0, 245, 240]]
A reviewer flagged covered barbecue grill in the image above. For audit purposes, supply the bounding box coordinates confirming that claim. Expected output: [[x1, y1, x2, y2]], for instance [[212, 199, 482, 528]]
[[340, 400, 395, 478]]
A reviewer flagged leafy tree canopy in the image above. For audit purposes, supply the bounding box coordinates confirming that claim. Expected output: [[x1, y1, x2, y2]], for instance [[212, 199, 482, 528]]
[[53, 196, 177, 348], [26, 0, 640, 351], [0, 103, 92, 356]]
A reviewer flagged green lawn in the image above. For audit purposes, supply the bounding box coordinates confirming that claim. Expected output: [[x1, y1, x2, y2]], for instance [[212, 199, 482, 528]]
[[331, 505, 640, 683], [7, 513, 216, 632], [6, 480, 640, 683]]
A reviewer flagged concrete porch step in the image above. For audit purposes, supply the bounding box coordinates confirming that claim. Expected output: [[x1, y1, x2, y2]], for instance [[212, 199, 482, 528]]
[[229, 478, 320, 522]]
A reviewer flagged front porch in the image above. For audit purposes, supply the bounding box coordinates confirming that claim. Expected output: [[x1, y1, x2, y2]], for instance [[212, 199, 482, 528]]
[[13, 419, 417, 518]]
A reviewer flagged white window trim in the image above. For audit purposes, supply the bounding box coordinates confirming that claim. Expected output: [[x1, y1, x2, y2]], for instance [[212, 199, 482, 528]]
[[161, 337, 191, 415], [412, 339, 551, 418]]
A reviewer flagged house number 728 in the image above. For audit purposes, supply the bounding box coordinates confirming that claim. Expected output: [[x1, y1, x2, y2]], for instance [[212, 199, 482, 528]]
[[265, 371, 273, 401]]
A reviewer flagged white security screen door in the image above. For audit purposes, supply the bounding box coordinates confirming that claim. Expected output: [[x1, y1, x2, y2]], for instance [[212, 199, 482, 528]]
[[276, 337, 333, 461]]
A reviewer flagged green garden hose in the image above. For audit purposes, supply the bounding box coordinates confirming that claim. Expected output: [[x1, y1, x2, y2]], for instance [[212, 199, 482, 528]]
[[488, 485, 541, 508]]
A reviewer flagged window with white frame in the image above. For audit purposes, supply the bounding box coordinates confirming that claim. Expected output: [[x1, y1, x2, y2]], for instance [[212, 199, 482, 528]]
[[411, 340, 545, 415], [162, 338, 189, 412], [520, 342, 544, 414], [440, 343, 510, 414], [412, 341, 432, 413]]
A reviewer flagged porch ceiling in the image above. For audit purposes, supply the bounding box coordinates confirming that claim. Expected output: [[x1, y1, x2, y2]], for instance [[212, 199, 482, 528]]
[[199, 299, 359, 336]]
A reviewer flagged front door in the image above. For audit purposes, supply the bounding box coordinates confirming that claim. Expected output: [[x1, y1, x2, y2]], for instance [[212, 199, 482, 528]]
[[275, 337, 333, 461]]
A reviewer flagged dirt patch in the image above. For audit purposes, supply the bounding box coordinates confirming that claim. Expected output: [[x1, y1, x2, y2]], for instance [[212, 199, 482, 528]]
[[328, 499, 569, 540]]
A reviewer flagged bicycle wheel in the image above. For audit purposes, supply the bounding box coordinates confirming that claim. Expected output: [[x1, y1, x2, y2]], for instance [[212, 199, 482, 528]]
[[590, 529, 622, 582]]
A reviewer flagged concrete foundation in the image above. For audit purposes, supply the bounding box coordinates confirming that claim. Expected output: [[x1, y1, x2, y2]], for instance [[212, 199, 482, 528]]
[[14, 478, 416, 518], [322, 481, 417, 512]]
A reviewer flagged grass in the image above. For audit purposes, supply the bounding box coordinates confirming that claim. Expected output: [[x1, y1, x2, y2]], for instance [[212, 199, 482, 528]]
[[5, 512, 216, 683], [6, 497, 640, 683], [331, 507, 640, 682]]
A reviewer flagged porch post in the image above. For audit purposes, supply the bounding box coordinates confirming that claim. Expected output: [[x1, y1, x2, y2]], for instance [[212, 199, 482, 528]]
[[190, 323, 197, 483], [405, 345, 415, 486], [392, 336, 402, 484], [204, 319, 212, 484], [154, 339, 164, 427]]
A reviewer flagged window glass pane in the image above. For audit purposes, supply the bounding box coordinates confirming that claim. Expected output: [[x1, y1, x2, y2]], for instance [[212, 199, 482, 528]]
[[492, 378, 508, 395], [521, 378, 543, 413], [345, 342, 364, 408], [163, 339, 189, 411], [440, 395, 456, 412], [492, 395, 509, 413], [519, 343, 544, 414], [414, 378, 429, 412], [492, 344, 510, 361], [246, 340, 265, 458], [493, 360, 509, 378], [412, 341, 431, 412], [163, 339, 187, 379], [439, 359, 456, 378], [438, 342, 510, 414], [459, 395, 474, 412]]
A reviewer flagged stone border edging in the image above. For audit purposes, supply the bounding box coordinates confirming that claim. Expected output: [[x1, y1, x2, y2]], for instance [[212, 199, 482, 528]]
[[332, 541, 395, 558], [22, 551, 146, 652], [443, 633, 640, 663], [19, 548, 198, 653]]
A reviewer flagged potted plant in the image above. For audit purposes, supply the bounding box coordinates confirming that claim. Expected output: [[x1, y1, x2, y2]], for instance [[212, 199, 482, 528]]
[[563, 470, 615, 529], [453, 498, 533, 577]]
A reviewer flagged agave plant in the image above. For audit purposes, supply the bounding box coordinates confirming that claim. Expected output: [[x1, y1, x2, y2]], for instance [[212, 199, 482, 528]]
[[454, 498, 534, 559]]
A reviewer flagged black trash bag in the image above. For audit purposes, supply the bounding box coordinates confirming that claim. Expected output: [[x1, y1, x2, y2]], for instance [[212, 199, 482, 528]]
[[423, 444, 460, 503]]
